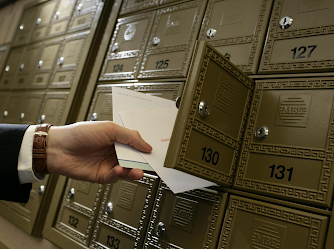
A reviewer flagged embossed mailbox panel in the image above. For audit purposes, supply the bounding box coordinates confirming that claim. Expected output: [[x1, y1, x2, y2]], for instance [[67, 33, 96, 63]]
[[99, 11, 155, 81], [219, 195, 328, 248], [144, 181, 228, 248], [165, 41, 254, 187], [199, 0, 273, 74], [55, 179, 104, 247], [0, 48, 23, 89], [19, 92, 45, 124], [234, 78, 334, 208], [119, 0, 158, 15], [134, 82, 183, 101], [90, 174, 159, 249], [0, 92, 24, 124], [138, 0, 208, 79], [259, 0, 334, 74], [87, 84, 134, 122]]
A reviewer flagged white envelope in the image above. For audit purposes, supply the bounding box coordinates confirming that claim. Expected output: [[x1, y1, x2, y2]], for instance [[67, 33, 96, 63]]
[[119, 107, 217, 194], [112, 87, 175, 171]]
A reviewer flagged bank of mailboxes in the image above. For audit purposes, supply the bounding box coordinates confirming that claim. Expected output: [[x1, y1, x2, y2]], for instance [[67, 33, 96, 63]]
[[219, 195, 329, 248], [259, 0, 334, 74], [90, 174, 159, 249]]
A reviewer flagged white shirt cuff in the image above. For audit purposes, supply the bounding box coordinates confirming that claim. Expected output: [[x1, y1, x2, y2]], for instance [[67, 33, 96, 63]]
[[18, 125, 45, 184]]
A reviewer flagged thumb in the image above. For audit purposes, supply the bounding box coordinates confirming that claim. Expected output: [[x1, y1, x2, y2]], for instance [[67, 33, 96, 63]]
[[111, 123, 152, 153]]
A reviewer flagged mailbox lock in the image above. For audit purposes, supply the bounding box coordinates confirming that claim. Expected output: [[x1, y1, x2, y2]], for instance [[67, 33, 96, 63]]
[[199, 101, 210, 118], [20, 63, 25, 70], [36, 18, 42, 25], [5, 66, 10, 72], [175, 96, 182, 109], [206, 28, 216, 39], [38, 185, 45, 195], [3, 111, 8, 118], [38, 60, 43, 68], [279, 16, 293, 30], [68, 188, 75, 198], [152, 37, 160, 46], [57, 57, 64, 66], [54, 11, 60, 19], [90, 113, 98, 121], [19, 24, 24, 30], [254, 126, 269, 140], [19, 113, 25, 120], [39, 114, 45, 123], [111, 43, 119, 52], [155, 222, 166, 237], [105, 202, 113, 215]]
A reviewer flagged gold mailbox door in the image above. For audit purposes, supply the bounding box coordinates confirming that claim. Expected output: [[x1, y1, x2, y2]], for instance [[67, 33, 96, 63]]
[[12, 6, 39, 47], [0, 92, 9, 123], [138, 0, 208, 79], [1, 92, 23, 124], [50, 31, 88, 88], [37, 91, 69, 125], [133, 82, 183, 101], [199, 0, 273, 74], [55, 179, 103, 247], [19, 92, 45, 124], [234, 78, 334, 208], [119, 0, 158, 15], [90, 174, 159, 249], [165, 41, 254, 187], [30, 37, 63, 89], [99, 11, 156, 81], [0, 4, 13, 45], [259, 0, 334, 74], [144, 181, 228, 248], [13, 44, 41, 89], [219, 195, 328, 248], [0, 48, 23, 90], [87, 84, 134, 122], [30, 1, 57, 42]]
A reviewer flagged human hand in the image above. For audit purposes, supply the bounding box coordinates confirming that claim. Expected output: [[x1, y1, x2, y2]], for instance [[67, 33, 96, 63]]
[[46, 121, 152, 184]]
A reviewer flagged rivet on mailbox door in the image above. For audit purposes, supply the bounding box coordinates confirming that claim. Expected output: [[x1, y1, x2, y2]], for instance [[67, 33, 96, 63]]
[[199, 101, 210, 117], [3, 111, 8, 118], [57, 57, 64, 66], [105, 202, 113, 215], [19, 24, 24, 30], [111, 43, 119, 52], [5, 66, 10, 72], [206, 28, 216, 39], [54, 11, 60, 19], [77, 3, 82, 11], [19, 113, 25, 120], [38, 185, 45, 195], [279, 16, 293, 30], [67, 188, 75, 198], [152, 37, 160, 46], [155, 222, 166, 237], [38, 60, 43, 68], [36, 18, 42, 25], [90, 113, 97, 121], [20, 63, 25, 70], [39, 114, 45, 123], [254, 125, 269, 140]]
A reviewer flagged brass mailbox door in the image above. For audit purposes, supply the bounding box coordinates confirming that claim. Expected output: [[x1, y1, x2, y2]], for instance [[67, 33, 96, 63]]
[[144, 181, 228, 248], [0, 48, 23, 90], [0, 4, 13, 45], [37, 91, 69, 125], [259, 0, 334, 74], [49, 0, 77, 37], [0, 92, 9, 123], [133, 82, 183, 101], [119, 0, 158, 15], [219, 195, 328, 248], [99, 11, 156, 81], [234, 78, 334, 208], [50, 31, 89, 88], [30, 37, 63, 89], [1, 92, 23, 124], [87, 84, 134, 122], [90, 174, 159, 249], [12, 6, 39, 47], [19, 92, 45, 124], [13, 44, 41, 90], [68, 0, 100, 33], [138, 0, 208, 79], [30, 0, 58, 42], [55, 179, 103, 247], [165, 41, 254, 187], [199, 0, 274, 74]]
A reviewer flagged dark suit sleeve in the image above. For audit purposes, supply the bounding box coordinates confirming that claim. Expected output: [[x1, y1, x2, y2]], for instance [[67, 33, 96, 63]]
[[0, 124, 32, 203]]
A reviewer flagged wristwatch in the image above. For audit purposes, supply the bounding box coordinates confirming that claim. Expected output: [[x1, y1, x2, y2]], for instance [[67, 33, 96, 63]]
[[32, 123, 53, 175]]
